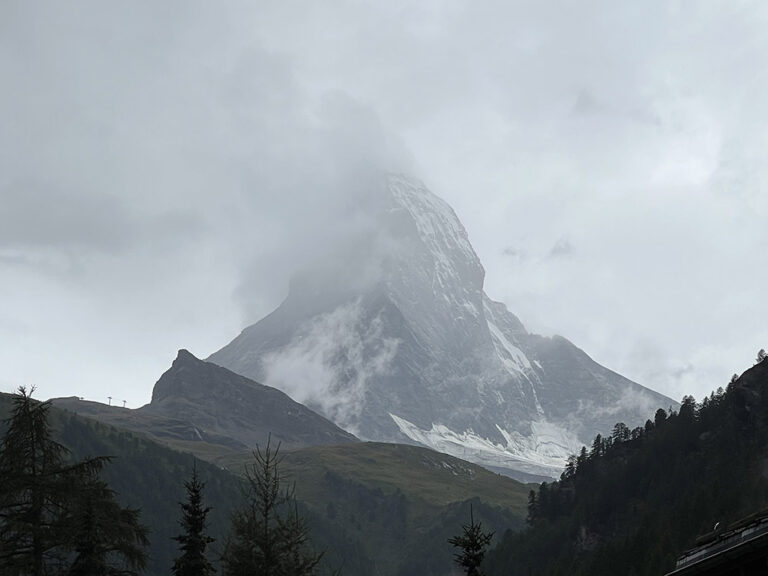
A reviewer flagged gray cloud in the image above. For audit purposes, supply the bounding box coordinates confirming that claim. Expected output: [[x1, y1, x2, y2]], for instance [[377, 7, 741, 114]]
[[549, 237, 574, 259], [0, 0, 766, 409], [0, 180, 133, 251]]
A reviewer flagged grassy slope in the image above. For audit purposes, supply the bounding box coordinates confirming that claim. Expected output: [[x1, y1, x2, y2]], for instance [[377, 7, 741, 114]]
[[2, 392, 529, 576], [289, 442, 529, 576], [221, 442, 529, 575], [220, 442, 528, 511]]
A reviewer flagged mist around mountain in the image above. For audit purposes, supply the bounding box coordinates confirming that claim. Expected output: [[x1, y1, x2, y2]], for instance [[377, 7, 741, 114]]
[[484, 355, 768, 576], [33, 349, 531, 575], [210, 173, 674, 479]]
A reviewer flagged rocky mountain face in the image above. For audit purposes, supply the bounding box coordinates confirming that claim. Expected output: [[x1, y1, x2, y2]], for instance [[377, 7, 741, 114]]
[[54, 349, 357, 452], [209, 174, 674, 478]]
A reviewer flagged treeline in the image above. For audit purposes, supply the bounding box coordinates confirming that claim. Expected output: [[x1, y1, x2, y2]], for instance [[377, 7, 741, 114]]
[[485, 354, 768, 576], [0, 389, 326, 576]]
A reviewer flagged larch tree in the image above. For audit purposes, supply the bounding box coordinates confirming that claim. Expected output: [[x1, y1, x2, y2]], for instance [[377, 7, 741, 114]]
[[0, 387, 148, 576], [221, 437, 322, 576]]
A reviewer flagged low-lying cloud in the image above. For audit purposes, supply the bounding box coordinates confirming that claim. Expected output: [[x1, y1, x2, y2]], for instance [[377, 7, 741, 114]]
[[261, 300, 399, 437]]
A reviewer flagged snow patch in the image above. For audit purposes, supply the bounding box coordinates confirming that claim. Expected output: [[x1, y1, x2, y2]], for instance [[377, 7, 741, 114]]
[[390, 413, 582, 478], [484, 299, 545, 416]]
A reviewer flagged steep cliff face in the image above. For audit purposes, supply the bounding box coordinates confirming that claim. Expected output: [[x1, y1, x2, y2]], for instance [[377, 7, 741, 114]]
[[209, 174, 673, 477]]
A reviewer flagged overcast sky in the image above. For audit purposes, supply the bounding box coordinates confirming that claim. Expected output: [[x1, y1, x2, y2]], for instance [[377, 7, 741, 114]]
[[1, 1, 766, 409]]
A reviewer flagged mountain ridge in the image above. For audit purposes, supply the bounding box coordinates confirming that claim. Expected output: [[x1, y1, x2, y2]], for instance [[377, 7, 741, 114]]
[[53, 349, 357, 453]]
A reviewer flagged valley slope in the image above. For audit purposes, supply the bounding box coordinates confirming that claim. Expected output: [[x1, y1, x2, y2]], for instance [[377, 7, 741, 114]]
[[2, 391, 528, 576]]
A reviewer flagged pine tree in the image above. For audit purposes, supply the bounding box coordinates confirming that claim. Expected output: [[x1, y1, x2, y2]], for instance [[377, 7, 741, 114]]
[[172, 463, 215, 576], [526, 490, 538, 525], [221, 437, 322, 576], [448, 505, 494, 576]]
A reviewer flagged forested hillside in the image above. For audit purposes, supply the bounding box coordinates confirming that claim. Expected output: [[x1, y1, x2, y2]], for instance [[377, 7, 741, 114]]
[[485, 354, 768, 576], [0, 392, 527, 576], [0, 392, 383, 575]]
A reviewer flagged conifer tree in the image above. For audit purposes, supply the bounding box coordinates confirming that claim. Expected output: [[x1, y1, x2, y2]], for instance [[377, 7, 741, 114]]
[[66, 473, 149, 576], [0, 387, 148, 576], [448, 505, 494, 576], [221, 437, 322, 576], [172, 463, 215, 576], [0, 387, 93, 574]]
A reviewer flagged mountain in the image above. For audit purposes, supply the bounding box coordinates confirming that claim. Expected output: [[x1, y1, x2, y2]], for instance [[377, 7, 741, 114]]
[[209, 173, 674, 478], [485, 356, 768, 576], [53, 349, 357, 454]]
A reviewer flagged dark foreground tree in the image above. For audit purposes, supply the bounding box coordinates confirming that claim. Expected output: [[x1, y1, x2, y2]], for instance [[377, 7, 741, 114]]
[[448, 505, 494, 576], [172, 463, 215, 576], [0, 387, 147, 576], [66, 473, 149, 576], [221, 437, 322, 576]]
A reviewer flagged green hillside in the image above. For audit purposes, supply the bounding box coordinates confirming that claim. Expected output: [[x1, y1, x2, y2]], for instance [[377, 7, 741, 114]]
[[221, 442, 529, 576], [1, 392, 528, 576]]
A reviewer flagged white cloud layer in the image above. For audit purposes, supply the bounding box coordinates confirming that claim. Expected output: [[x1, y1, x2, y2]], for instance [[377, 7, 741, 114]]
[[1, 1, 766, 409], [262, 300, 398, 437]]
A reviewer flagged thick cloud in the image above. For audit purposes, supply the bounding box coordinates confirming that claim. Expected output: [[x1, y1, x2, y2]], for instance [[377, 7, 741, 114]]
[[1, 1, 766, 407]]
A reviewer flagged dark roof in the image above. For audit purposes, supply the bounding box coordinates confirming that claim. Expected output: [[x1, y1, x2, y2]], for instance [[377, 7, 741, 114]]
[[665, 510, 768, 575]]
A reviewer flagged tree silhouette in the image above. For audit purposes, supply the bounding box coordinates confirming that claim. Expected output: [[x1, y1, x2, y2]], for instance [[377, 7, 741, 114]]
[[222, 436, 322, 576], [66, 475, 149, 576], [172, 463, 215, 576], [0, 387, 147, 576], [448, 505, 494, 576]]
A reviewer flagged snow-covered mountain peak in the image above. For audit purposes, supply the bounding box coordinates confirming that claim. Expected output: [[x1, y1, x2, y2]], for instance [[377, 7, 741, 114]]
[[385, 174, 480, 277], [209, 174, 675, 480]]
